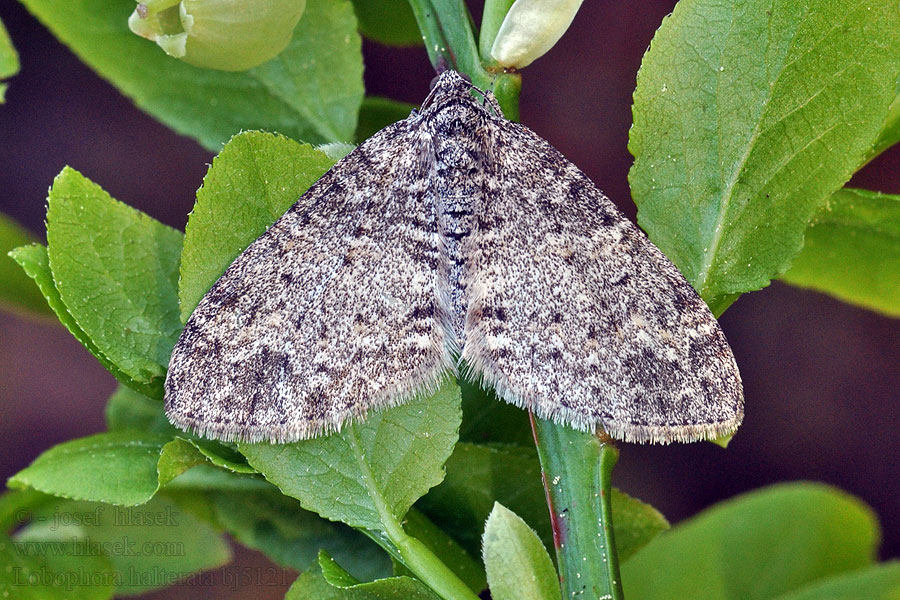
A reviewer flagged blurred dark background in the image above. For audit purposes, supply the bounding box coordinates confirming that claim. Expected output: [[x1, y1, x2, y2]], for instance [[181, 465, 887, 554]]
[[1, 1, 898, 598]]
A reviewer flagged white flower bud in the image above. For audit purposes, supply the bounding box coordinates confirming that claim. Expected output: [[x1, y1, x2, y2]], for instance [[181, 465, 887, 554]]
[[490, 0, 584, 68], [128, 0, 306, 72]]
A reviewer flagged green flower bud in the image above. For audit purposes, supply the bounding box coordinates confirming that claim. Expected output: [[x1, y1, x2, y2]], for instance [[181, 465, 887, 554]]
[[128, 0, 306, 72], [490, 0, 584, 69]]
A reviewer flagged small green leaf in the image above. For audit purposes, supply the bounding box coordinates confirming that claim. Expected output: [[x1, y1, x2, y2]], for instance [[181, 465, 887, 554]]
[[7, 431, 186, 506], [621, 483, 880, 600], [178, 131, 335, 320], [287, 559, 440, 600], [356, 96, 417, 142], [46, 167, 182, 386], [240, 380, 461, 531], [0, 213, 52, 317], [9, 245, 162, 398], [351, 0, 422, 46], [104, 385, 257, 473], [629, 0, 900, 302], [19, 497, 230, 596], [781, 188, 900, 317], [483, 503, 559, 600], [19, 0, 362, 150], [772, 563, 900, 600], [157, 438, 209, 486], [611, 490, 670, 563], [419, 442, 667, 561], [0, 18, 19, 102]]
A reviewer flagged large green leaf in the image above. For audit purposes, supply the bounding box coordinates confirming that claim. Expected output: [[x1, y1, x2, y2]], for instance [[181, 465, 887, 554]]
[[45, 167, 182, 386], [772, 563, 900, 600], [178, 131, 335, 320], [350, 0, 422, 46], [19, 0, 363, 150], [0, 18, 18, 102], [0, 213, 52, 316], [7, 432, 202, 506], [781, 188, 900, 317], [240, 380, 461, 531], [482, 503, 559, 600], [418, 442, 668, 562], [621, 483, 880, 600], [7, 244, 161, 398], [629, 0, 900, 303]]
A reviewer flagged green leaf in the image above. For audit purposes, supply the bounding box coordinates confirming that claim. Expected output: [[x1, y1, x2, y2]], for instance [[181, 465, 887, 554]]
[[355, 96, 417, 142], [1, 531, 115, 600], [8, 244, 161, 398], [178, 131, 335, 320], [0, 213, 52, 317], [45, 167, 183, 386], [19, 497, 230, 596], [0, 18, 19, 102], [208, 489, 391, 580], [483, 503, 559, 600], [621, 483, 880, 600], [18, 0, 363, 150], [7, 431, 196, 506], [104, 385, 257, 473], [350, 0, 422, 46], [781, 188, 900, 317], [247, 0, 364, 144], [611, 489, 670, 563], [772, 563, 900, 600], [287, 561, 440, 600], [240, 379, 461, 531], [865, 90, 900, 164], [629, 0, 900, 302], [418, 442, 668, 562]]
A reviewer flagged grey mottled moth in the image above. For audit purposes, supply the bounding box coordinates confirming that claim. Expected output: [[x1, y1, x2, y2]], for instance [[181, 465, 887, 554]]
[[165, 70, 743, 444]]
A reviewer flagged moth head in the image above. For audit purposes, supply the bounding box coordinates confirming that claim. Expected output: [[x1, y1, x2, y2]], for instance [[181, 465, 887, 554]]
[[422, 70, 479, 111]]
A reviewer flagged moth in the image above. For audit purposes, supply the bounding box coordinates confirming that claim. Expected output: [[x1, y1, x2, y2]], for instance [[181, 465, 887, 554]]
[[165, 70, 743, 444]]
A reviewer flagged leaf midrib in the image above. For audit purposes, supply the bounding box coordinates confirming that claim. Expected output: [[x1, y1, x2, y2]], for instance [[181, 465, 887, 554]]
[[694, 2, 810, 296]]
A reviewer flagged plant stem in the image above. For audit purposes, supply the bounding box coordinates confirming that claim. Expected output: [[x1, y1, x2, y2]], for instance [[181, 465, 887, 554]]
[[479, 0, 517, 64], [407, 0, 491, 88], [531, 415, 625, 600]]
